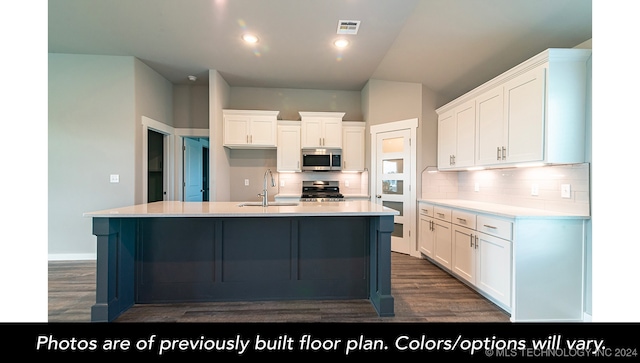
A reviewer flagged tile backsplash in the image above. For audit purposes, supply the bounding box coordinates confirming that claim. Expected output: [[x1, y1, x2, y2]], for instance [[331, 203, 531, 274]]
[[277, 170, 369, 197], [421, 163, 590, 215]]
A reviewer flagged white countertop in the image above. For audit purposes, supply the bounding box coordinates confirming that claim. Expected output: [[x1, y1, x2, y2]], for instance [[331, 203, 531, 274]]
[[418, 199, 590, 219], [84, 200, 399, 218]]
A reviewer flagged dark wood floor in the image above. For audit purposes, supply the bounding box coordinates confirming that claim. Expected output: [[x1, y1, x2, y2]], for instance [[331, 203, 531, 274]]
[[48, 252, 511, 323]]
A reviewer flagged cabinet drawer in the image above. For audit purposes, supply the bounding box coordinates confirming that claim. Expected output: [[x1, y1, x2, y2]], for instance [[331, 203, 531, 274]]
[[419, 203, 434, 217], [477, 215, 513, 241], [433, 206, 452, 222], [452, 209, 476, 229]]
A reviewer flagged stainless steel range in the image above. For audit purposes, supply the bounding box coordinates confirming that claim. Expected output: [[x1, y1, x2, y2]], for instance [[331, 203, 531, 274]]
[[300, 180, 344, 202]]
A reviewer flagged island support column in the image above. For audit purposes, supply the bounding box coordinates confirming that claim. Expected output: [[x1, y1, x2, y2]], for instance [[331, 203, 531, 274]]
[[369, 215, 395, 317], [91, 217, 136, 322]]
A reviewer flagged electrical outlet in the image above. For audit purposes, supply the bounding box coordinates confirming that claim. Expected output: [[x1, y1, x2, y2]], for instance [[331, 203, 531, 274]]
[[561, 184, 571, 198], [474, 182, 480, 192], [110, 174, 119, 183], [244, 179, 249, 186], [345, 180, 350, 187], [531, 184, 539, 196], [280, 179, 285, 187]]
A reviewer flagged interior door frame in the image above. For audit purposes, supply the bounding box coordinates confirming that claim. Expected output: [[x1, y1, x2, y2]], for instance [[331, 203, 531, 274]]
[[141, 116, 209, 203], [370, 118, 419, 257]]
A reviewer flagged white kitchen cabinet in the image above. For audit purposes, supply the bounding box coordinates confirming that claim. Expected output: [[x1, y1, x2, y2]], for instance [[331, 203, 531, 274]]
[[223, 109, 279, 148], [437, 48, 591, 170], [451, 210, 512, 311], [418, 203, 435, 257], [437, 99, 475, 170], [342, 122, 365, 171], [419, 202, 452, 271], [299, 111, 344, 148], [475, 230, 512, 309], [277, 121, 301, 172], [475, 87, 505, 166], [432, 206, 452, 271], [419, 199, 587, 321]]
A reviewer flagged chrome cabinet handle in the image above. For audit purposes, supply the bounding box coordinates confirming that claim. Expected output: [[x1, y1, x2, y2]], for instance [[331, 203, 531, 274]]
[[470, 234, 474, 247], [502, 146, 506, 160], [457, 217, 466, 223], [475, 235, 478, 249], [483, 224, 497, 229], [497, 147, 501, 160]]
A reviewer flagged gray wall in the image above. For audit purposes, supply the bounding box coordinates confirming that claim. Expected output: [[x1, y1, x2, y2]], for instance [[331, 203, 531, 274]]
[[173, 84, 210, 129], [228, 87, 363, 121], [48, 54, 173, 259]]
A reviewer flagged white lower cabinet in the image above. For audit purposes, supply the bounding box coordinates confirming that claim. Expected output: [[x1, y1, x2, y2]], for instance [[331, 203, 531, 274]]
[[475, 231, 511, 309], [419, 200, 587, 322], [419, 203, 452, 271], [451, 212, 512, 311]]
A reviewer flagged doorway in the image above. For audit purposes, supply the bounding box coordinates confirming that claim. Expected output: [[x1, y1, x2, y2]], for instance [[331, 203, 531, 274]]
[[370, 119, 418, 256], [148, 129, 164, 202], [183, 137, 210, 201]]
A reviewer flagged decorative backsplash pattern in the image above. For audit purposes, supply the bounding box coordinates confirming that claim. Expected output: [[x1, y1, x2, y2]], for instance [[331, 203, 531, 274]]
[[421, 163, 590, 215]]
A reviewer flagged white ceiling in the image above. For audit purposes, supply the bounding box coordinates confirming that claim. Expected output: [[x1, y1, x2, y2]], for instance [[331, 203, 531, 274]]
[[48, 0, 592, 106]]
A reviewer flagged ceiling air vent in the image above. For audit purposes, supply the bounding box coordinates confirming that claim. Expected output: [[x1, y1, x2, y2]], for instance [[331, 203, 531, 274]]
[[337, 20, 360, 35]]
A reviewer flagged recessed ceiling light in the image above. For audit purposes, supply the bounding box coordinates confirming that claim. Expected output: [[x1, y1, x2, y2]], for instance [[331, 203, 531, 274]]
[[334, 39, 349, 48], [242, 33, 259, 43]]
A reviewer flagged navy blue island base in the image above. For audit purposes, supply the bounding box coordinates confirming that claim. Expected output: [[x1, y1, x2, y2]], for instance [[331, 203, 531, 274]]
[[88, 209, 395, 322]]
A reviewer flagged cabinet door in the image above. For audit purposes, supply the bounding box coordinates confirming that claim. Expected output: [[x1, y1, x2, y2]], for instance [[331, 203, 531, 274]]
[[322, 119, 343, 148], [419, 216, 434, 258], [454, 100, 476, 168], [476, 232, 512, 309], [301, 119, 323, 148], [437, 110, 456, 169], [476, 87, 505, 166], [224, 116, 250, 145], [277, 125, 301, 171], [452, 225, 475, 284], [504, 65, 546, 163], [250, 116, 277, 146], [433, 219, 452, 270], [342, 125, 365, 171]]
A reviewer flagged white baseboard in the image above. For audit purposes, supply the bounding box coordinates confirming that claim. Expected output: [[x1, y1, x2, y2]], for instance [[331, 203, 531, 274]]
[[48, 253, 96, 261]]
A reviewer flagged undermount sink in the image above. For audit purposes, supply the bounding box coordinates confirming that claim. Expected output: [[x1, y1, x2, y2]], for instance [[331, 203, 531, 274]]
[[237, 202, 300, 207]]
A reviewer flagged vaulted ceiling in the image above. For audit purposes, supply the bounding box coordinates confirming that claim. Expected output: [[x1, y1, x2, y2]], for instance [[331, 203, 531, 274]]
[[48, 0, 592, 106]]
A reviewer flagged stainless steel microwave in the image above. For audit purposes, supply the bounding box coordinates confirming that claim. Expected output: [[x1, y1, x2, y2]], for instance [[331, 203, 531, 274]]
[[301, 148, 341, 171]]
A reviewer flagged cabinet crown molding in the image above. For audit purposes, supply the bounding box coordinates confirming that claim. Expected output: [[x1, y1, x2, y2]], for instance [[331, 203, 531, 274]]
[[436, 48, 591, 115], [299, 111, 346, 118]]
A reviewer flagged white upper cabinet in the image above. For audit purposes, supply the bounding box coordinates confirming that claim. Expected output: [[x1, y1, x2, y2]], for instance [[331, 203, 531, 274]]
[[438, 99, 476, 170], [342, 122, 365, 171], [277, 121, 301, 172], [223, 109, 279, 148], [437, 48, 591, 170], [299, 112, 345, 148]]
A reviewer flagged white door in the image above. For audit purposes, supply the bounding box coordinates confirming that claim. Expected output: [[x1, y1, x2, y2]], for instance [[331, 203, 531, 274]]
[[375, 129, 412, 255], [183, 137, 203, 201]]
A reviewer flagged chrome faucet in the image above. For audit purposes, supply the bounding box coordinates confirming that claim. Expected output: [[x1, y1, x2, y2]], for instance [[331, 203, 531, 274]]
[[258, 169, 275, 207]]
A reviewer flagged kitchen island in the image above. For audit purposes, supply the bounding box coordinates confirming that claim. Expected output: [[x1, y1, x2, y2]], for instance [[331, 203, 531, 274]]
[[84, 200, 398, 322]]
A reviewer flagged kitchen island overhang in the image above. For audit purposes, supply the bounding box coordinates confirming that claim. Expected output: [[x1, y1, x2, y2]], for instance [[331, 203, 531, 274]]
[[84, 201, 399, 322]]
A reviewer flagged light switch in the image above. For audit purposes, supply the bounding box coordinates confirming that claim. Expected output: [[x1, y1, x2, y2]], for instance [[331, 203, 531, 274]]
[[474, 182, 480, 192], [561, 184, 571, 198], [531, 184, 539, 196], [110, 174, 119, 183], [280, 179, 285, 187], [244, 179, 249, 186]]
